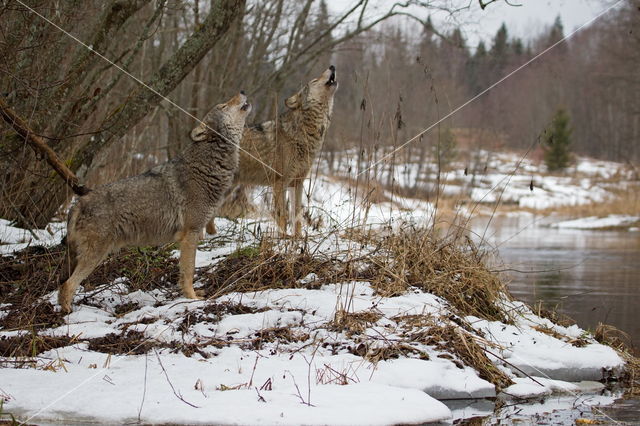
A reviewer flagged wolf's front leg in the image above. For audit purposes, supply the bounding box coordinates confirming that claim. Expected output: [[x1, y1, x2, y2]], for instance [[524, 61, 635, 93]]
[[179, 231, 202, 299]]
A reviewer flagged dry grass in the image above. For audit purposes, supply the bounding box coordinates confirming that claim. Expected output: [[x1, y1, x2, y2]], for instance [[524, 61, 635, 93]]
[[594, 323, 640, 397], [394, 314, 513, 389], [328, 310, 383, 336], [199, 241, 337, 297], [416, 323, 512, 389], [198, 225, 511, 323], [361, 226, 511, 322]]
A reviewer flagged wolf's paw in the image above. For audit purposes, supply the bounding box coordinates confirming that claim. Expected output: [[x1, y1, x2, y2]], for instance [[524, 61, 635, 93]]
[[57, 290, 73, 314], [183, 289, 204, 300], [58, 300, 73, 314]]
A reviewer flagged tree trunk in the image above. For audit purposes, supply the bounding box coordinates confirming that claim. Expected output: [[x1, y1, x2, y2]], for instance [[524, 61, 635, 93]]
[[0, 0, 246, 228]]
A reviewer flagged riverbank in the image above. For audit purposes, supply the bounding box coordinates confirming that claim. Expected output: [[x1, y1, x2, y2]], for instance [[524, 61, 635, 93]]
[[1, 150, 638, 424], [0, 220, 634, 423]]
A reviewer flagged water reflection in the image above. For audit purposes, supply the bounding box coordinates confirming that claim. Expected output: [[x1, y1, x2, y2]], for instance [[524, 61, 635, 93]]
[[471, 215, 640, 348]]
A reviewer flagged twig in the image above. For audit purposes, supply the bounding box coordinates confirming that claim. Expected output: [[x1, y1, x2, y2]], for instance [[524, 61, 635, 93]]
[[137, 352, 149, 422], [248, 355, 259, 388], [284, 369, 314, 407], [254, 386, 266, 403], [153, 348, 199, 408], [481, 347, 544, 387]]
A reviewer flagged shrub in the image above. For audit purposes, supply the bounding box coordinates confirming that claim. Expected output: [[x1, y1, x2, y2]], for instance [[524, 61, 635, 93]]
[[543, 108, 572, 172]]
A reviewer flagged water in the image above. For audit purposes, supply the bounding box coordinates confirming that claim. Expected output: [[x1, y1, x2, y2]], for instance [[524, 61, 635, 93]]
[[468, 214, 640, 423], [473, 215, 640, 348]]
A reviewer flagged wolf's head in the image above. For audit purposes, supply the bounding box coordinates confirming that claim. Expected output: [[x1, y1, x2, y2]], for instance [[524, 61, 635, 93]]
[[191, 91, 252, 142], [285, 65, 338, 114]]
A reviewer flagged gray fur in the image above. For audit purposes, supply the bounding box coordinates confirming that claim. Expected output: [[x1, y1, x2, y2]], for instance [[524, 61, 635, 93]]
[[58, 93, 250, 313], [207, 66, 338, 236]]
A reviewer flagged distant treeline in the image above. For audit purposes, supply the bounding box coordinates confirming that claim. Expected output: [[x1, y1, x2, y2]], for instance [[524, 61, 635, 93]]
[[330, 3, 639, 165]]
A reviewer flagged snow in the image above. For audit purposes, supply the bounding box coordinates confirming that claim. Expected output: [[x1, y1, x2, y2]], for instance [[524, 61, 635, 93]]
[[470, 301, 625, 382], [0, 219, 65, 253], [324, 149, 635, 213], [2, 348, 451, 425], [0, 264, 626, 424], [0, 151, 633, 424], [505, 377, 604, 399], [550, 215, 640, 230]]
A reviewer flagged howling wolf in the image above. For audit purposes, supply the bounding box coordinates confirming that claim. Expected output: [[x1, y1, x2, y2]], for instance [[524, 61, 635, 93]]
[[207, 66, 338, 236], [58, 92, 251, 313]]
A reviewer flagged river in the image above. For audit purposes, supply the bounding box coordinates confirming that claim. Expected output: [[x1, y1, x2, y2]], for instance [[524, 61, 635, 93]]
[[465, 214, 639, 423], [472, 214, 639, 347]]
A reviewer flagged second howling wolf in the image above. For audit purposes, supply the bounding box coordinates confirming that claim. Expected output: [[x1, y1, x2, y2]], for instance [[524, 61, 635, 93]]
[[207, 65, 339, 236]]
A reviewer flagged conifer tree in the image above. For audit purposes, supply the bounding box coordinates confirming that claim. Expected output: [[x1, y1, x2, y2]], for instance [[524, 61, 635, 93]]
[[543, 108, 573, 172]]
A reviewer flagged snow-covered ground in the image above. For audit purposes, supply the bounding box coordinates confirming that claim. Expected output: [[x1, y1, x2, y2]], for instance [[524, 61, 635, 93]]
[[0, 151, 634, 424], [0, 281, 624, 424], [323, 149, 637, 213]]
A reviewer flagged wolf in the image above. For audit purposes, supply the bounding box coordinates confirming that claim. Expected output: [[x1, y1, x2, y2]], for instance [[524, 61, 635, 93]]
[[57, 92, 251, 313], [206, 65, 338, 236]]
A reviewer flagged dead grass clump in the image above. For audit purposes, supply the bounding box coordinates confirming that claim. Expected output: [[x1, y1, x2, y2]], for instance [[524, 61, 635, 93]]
[[0, 302, 65, 332], [87, 330, 159, 355], [0, 244, 66, 304], [595, 323, 633, 352], [179, 302, 269, 334], [393, 314, 435, 329], [356, 342, 430, 363], [113, 301, 141, 316], [531, 324, 588, 348], [411, 324, 513, 390], [0, 333, 74, 358], [200, 242, 331, 297], [328, 310, 382, 336], [0, 243, 67, 331], [201, 301, 268, 317], [594, 323, 640, 396], [251, 327, 310, 350], [366, 227, 510, 322]]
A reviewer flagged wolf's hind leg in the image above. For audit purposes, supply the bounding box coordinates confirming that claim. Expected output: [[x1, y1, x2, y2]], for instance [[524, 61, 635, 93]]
[[58, 245, 109, 314], [178, 231, 201, 299], [292, 180, 304, 237], [205, 220, 217, 235], [273, 180, 288, 235], [60, 241, 78, 284]]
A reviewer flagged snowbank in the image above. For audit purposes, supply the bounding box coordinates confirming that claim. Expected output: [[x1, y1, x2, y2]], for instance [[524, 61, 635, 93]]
[[0, 274, 626, 424], [0, 151, 633, 424], [549, 215, 640, 230]]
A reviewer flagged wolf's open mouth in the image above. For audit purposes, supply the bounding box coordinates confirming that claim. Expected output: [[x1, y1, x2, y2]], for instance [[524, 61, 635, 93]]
[[241, 102, 251, 111], [326, 67, 337, 86]]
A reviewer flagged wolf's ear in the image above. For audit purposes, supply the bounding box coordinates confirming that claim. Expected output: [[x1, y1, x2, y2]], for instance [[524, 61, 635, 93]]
[[190, 124, 208, 141], [285, 93, 301, 109]]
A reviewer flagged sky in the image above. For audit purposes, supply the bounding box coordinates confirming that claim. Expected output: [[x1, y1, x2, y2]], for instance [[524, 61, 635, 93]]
[[326, 0, 617, 47]]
